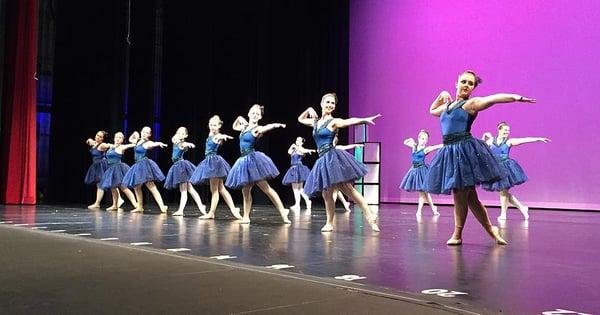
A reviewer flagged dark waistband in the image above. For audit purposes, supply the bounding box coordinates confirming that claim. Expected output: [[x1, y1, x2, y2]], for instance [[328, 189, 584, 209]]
[[412, 162, 424, 168], [317, 143, 334, 157], [172, 157, 184, 163], [443, 132, 472, 145], [205, 151, 217, 157], [241, 148, 255, 157], [135, 156, 148, 163]]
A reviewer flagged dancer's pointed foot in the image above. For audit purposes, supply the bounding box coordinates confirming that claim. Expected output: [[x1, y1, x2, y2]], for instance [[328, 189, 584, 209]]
[[305, 200, 312, 210], [432, 205, 440, 215], [199, 213, 215, 219], [343, 201, 351, 212], [321, 223, 333, 232], [230, 207, 243, 220], [497, 214, 507, 221], [106, 206, 118, 211], [367, 215, 380, 232], [172, 210, 184, 216], [240, 217, 251, 224], [520, 206, 529, 220], [290, 204, 300, 211], [491, 226, 508, 245], [87, 204, 100, 210], [117, 197, 125, 208], [160, 205, 168, 213], [131, 208, 144, 213], [198, 204, 207, 216], [416, 210, 422, 217]]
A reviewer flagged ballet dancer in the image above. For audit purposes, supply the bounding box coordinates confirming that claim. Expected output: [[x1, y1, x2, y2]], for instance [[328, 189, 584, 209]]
[[164, 127, 207, 216], [84, 130, 109, 209], [298, 93, 381, 232], [427, 70, 536, 245], [225, 104, 290, 224], [99, 131, 138, 211], [481, 122, 550, 220], [281, 137, 315, 211], [122, 126, 169, 213], [399, 130, 442, 216]]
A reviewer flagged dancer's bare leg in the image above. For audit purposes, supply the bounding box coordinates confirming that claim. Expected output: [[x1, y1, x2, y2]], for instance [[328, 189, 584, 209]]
[[218, 180, 241, 219], [448, 189, 468, 245], [88, 184, 104, 209], [508, 192, 529, 220], [241, 185, 253, 224], [290, 183, 301, 210], [145, 181, 168, 213], [131, 185, 144, 212], [321, 188, 335, 232], [466, 187, 507, 245], [119, 185, 138, 208], [200, 179, 220, 219], [187, 183, 206, 215], [337, 182, 379, 232], [106, 188, 119, 211], [426, 193, 439, 215], [498, 190, 510, 220], [256, 180, 290, 224], [172, 183, 187, 216], [417, 192, 426, 216], [299, 183, 311, 209], [336, 190, 351, 212]]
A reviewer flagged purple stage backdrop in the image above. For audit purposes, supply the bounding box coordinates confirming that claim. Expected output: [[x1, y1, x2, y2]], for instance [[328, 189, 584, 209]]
[[349, 0, 600, 210]]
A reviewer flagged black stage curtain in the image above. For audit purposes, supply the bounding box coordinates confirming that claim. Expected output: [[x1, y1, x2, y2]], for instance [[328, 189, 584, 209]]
[[47, 0, 348, 205]]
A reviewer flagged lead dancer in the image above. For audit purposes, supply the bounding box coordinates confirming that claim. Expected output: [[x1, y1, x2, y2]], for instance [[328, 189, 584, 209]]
[[427, 70, 536, 245]]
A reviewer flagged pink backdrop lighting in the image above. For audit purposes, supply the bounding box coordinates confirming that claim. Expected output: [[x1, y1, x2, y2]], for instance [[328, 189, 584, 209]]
[[350, 0, 600, 210]]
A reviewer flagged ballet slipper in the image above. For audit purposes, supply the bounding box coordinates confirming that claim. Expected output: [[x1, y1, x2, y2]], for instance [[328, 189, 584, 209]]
[[367, 215, 380, 232], [497, 215, 507, 221], [240, 217, 251, 224], [491, 226, 507, 245], [343, 201, 351, 212], [321, 224, 334, 232], [160, 205, 168, 213], [446, 238, 462, 246], [305, 200, 312, 210], [106, 206, 118, 211], [172, 210, 184, 216], [131, 208, 144, 213], [87, 204, 100, 210], [416, 211, 422, 217], [290, 204, 300, 211], [199, 213, 215, 219], [230, 208, 243, 220], [520, 206, 529, 220], [198, 204, 207, 216], [432, 206, 440, 215], [281, 208, 291, 224], [117, 197, 125, 208]]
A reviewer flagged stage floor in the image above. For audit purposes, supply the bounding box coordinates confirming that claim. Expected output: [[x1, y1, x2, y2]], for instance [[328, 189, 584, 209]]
[[1, 203, 598, 314]]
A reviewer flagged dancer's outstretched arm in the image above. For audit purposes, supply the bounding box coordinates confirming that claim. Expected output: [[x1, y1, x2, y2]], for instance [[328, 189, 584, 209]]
[[464, 94, 536, 114], [507, 137, 550, 147], [212, 133, 234, 143], [332, 114, 381, 129], [255, 123, 286, 135], [144, 141, 168, 149], [424, 144, 443, 154], [335, 143, 363, 151]]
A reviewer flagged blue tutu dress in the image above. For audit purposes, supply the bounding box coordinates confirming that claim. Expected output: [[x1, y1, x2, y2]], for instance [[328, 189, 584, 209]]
[[426, 100, 507, 195], [84, 146, 108, 184], [164, 142, 196, 189], [481, 138, 528, 191], [225, 126, 280, 189], [99, 147, 131, 189], [303, 119, 368, 197], [190, 135, 232, 184], [399, 147, 430, 192], [122, 141, 166, 188], [281, 152, 311, 185]]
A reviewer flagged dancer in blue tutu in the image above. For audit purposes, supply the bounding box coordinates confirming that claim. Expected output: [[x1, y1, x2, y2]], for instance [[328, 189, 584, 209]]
[[225, 104, 290, 224], [282, 137, 315, 211], [399, 130, 442, 216], [191, 115, 242, 220], [481, 122, 550, 220], [85, 130, 110, 209], [298, 93, 381, 232], [99, 132, 138, 211], [427, 70, 536, 245], [165, 127, 207, 216], [122, 126, 169, 213]]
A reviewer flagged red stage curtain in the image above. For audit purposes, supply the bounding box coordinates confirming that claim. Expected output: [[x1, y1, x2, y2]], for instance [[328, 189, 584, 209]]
[[0, 0, 38, 204]]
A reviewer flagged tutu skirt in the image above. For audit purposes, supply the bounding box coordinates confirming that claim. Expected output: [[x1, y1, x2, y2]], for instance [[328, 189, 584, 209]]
[[99, 163, 130, 189], [281, 164, 311, 185], [225, 151, 279, 189], [164, 160, 196, 189], [304, 149, 368, 197], [481, 158, 528, 191], [122, 158, 166, 188], [190, 155, 231, 184], [399, 165, 429, 192], [426, 137, 507, 195], [84, 160, 108, 184]]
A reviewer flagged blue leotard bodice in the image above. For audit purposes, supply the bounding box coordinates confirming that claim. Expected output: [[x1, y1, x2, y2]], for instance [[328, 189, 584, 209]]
[[171, 142, 188, 162], [239, 126, 258, 156], [205, 135, 220, 156], [134, 141, 148, 162], [290, 152, 304, 165], [90, 146, 105, 162], [411, 147, 426, 167], [440, 100, 475, 136], [490, 138, 510, 161], [313, 119, 336, 156], [106, 147, 123, 165]]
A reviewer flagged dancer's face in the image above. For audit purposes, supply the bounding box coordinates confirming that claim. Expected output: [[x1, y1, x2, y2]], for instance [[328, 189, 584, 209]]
[[498, 125, 510, 138], [208, 121, 221, 133], [295, 137, 304, 146], [418, 133, 429, 146], [455, 73, 476, 99], [114, 133, 124, 145], [248, 107, 262, 123], [321, 95, 336, 115], [95, 131, 104, 143], [175, 127, 187, 139], [141, 127, 151, 140]]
